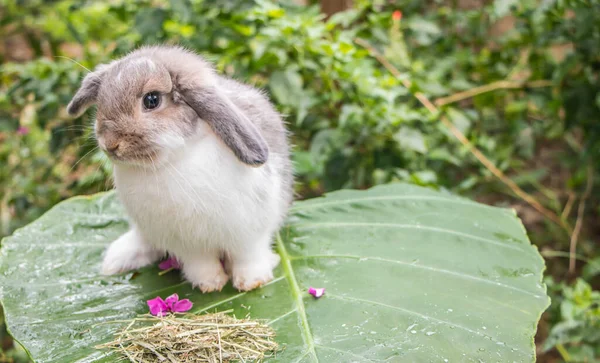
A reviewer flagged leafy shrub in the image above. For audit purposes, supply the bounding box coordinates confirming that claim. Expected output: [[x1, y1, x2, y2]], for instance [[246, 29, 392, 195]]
[[545, 278, 600, 361], [520, 0, 600, 156], [0, 59, 110, 235], [0, 0, 573, 228]]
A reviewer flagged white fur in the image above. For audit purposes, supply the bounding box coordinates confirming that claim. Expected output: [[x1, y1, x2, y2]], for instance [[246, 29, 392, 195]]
[[103, 123, 285, 291], [116, 57, 156, 83], [101, 228, 163, 275]]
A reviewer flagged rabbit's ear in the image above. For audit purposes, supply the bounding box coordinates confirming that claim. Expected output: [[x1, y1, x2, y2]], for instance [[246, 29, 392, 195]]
[[67, 67, 105, 117], [181, 87, 269, 166]]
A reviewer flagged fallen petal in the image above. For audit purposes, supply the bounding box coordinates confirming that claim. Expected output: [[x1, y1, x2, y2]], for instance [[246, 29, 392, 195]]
[[308, 287, 325, 298], [164, 293, 180, 310], [158, 260, 172, 270], [172, 298, 193, 313], [158, 257, 181, 270], [147, 296, 168, 316]]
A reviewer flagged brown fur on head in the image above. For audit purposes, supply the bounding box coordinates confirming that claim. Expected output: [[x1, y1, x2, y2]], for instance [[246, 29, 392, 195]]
[[67, 46, 268, 166]]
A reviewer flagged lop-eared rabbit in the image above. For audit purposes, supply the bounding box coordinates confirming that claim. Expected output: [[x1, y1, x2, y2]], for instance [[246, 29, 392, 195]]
[[68, 46, 293, 292]]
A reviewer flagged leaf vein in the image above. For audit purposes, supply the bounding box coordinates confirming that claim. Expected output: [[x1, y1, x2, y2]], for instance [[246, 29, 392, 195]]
[[291, 254, 543, 299], [328, 294, 527, 356], [276, 233, 318, 362], [267, 308, 298, 325], [315, 344, 373, 362], [292, 195, 503, 212], [293, 222, 525, 251]]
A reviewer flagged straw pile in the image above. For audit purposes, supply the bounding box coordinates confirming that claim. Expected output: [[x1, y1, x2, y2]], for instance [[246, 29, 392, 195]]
[[97, 311, 279, 362]]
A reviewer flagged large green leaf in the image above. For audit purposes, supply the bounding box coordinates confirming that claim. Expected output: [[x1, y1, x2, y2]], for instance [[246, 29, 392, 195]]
[[0, 183, 549, 362]]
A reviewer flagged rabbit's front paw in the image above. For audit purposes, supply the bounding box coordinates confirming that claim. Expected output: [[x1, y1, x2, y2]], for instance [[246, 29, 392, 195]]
[[183, 257, 229, 293], [231, 251, 280, 291], [101, 229, 162, 275]]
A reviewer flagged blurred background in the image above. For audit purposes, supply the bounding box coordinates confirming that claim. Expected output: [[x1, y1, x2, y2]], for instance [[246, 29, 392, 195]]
[[0, 0, 599, 362]]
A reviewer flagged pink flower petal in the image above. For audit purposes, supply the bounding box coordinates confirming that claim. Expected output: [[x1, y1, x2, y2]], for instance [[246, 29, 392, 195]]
[[308, 287, 325, 298], [147, 296, 168, 316], [17, 126, 29, 135], [172, 299, 193, 313], [158, 257, 181, 270], [158, 260, 172, 270], [164, 293, 179, 310]]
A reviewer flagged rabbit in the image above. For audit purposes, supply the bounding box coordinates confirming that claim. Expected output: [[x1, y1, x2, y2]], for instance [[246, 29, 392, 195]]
[[67, 46, 293, 292]]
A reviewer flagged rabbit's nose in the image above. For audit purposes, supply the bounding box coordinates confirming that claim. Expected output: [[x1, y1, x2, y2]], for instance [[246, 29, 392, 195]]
[[105, 141, 120, 153]]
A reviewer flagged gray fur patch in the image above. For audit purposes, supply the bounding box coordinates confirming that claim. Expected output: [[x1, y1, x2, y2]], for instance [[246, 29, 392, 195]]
[[67, 71, 103, 116], [181, 87, 269, 166]]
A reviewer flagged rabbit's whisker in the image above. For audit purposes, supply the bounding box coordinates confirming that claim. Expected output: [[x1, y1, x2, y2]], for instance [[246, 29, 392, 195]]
[[71, 146, 99, 172], [55, 56, 92, 73]]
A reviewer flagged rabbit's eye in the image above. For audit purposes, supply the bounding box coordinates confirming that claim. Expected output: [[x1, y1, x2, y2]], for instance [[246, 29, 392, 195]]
[[143, 92, 161, 110]]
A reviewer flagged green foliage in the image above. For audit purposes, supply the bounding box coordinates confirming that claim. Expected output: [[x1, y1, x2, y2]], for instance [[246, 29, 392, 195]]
[[520, 0, 600, 156], [0, 58, 110, 236], [0, 344, 29, 363], [0, 184, 549, 362], [545, 278, 600, 361], [1, 0, 590, 230]]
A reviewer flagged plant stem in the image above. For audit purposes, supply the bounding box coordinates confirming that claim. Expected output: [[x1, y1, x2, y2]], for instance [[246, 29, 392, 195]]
[[556, 343, 571, 362], [434, 80, 553, 107], [569, 163, 594, 274]]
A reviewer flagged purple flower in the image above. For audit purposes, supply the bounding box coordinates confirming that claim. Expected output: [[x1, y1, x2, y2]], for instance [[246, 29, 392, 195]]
[[147, 293, 193, 316], [165, 293, 193, 312], [308, 287, 325, 298], [158, 257, 181, 270], [147, 296, 169, 316], [17, 126, 29, 135]]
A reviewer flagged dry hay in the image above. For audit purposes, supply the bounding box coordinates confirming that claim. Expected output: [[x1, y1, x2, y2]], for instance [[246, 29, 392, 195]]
[[97, 311, 279, 362]]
